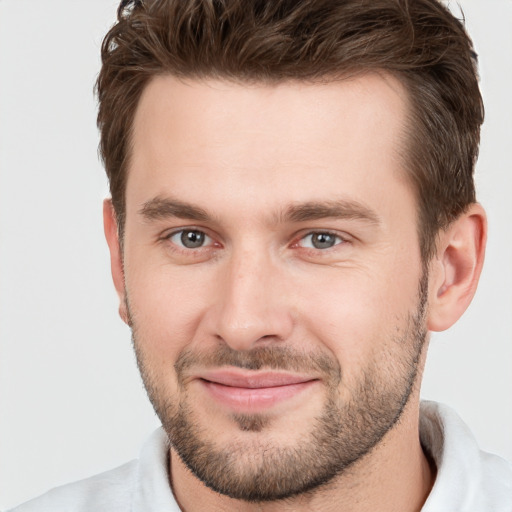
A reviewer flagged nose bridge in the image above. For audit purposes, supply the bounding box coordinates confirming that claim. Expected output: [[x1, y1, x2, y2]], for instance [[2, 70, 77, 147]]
[[213, 241, 292, 350]]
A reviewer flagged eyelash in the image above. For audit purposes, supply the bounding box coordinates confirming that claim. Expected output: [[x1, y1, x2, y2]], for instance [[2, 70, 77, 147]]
[[294, 231, 346, 250], [161, 228, 348, 253], [161, 229, 216, 251]]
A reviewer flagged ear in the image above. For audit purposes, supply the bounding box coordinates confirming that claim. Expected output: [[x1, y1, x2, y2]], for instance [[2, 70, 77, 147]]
[[427, 203, 487, 332], [103, 199, 130, 325]]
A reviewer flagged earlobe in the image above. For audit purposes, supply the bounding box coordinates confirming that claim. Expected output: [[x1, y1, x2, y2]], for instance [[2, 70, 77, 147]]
[[103, 199, 130, 325], [427, 203, 487, 332]]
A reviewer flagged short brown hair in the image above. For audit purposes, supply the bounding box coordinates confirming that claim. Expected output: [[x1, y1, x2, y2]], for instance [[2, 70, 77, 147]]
[[96, 0, 483, 261]]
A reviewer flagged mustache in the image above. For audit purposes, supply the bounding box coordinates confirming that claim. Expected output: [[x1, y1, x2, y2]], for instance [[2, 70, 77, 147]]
[[174, 344, 341, 385]]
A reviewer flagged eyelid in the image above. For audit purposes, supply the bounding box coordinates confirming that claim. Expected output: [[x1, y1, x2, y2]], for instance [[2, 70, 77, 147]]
[[160, 227, 217, 249], [292, 229, 351, 250], [158, 226, 351, 252]]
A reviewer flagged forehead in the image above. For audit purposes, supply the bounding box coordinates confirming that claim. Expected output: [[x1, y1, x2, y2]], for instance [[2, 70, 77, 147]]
[[127, 73, 412, 223]]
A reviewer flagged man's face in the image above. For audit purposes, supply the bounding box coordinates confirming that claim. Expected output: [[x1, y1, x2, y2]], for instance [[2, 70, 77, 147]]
[[119, 74, 429, 500]]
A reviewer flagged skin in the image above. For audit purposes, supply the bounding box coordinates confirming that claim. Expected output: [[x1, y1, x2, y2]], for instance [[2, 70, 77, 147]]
[[104, 73, 486, 511]]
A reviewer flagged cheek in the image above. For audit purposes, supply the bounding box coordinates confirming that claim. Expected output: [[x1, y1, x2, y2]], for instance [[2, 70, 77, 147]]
[[294, 261, 422, 371], [125, 259, 215, 360]]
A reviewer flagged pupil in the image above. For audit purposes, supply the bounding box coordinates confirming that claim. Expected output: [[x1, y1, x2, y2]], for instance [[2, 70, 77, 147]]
[[181, 230, 204, 248], [312, 233, 335, 249]]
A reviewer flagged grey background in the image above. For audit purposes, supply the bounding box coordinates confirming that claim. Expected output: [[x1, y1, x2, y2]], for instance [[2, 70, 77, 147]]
[[1, 0, 511, 508]]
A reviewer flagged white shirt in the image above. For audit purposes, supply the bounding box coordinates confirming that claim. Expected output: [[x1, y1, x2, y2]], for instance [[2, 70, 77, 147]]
[[9, 401, 512, 511]]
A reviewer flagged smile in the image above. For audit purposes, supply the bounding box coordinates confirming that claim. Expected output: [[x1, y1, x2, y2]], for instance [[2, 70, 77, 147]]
[[197, 369, 319, 412]]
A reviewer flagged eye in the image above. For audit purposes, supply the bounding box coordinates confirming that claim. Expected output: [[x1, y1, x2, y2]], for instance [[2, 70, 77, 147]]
[[168, 229, 213, 249], [298, 232, 344, 250]]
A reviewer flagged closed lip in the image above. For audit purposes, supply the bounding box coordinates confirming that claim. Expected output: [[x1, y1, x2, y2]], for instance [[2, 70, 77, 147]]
[[196, 369, 319, 388], [194, 369, 321, 412]]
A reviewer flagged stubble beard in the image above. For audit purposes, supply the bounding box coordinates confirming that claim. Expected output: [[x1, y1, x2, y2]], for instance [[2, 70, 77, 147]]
[[130, 273, 428, 502]]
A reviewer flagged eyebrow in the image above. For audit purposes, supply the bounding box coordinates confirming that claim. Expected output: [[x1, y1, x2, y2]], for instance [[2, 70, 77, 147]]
[[282, 200, 380, 225], [140, 197, 210, 222], [139, 196, 380, 226]]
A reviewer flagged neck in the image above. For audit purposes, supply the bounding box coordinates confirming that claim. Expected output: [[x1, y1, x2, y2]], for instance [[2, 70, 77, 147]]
[[169, 398, 436, 512]]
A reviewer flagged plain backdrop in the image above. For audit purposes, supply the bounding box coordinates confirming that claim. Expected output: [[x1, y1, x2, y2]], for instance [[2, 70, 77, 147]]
[[0, 0, 511, 509]]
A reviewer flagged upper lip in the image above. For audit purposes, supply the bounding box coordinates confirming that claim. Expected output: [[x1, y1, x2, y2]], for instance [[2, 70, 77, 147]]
[[197, 369, 318, 388]]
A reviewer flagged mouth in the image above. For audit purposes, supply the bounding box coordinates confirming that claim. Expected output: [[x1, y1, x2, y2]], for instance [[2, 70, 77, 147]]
[[196, 369, 319, 412]]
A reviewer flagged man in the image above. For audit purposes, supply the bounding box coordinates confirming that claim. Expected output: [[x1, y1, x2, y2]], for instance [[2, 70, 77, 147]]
[[10, 0, 512, 510]]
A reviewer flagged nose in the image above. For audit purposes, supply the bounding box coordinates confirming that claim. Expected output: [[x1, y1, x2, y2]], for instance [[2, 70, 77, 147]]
[[208, 248, 294, 351]]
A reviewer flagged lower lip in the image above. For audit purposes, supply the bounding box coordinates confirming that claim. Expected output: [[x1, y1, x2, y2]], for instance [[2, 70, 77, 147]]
[[201, 379, 317, 412]]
